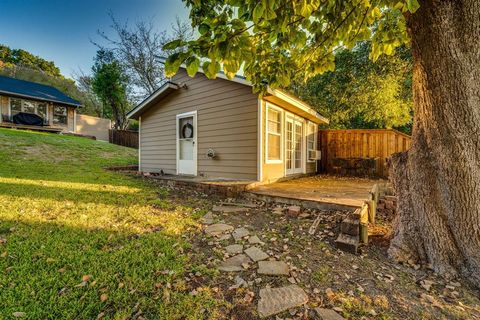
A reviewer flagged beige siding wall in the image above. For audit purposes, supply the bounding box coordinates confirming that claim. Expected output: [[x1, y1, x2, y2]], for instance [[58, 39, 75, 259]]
[[140, 69, 258, 180], [76, 114, 111, 140], [260, 100, 317, 183]]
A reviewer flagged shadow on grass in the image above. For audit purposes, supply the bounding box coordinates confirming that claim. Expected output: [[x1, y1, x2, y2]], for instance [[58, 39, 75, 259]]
[[0, 218, 217, 319]]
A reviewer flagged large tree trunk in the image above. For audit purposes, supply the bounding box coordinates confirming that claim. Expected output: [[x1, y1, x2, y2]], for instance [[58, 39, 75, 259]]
[[389, 0, 480, 287]]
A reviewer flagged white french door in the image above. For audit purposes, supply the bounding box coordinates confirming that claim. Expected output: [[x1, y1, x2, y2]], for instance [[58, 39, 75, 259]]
[[285, 116, 303, 175], [176, 111, 197, 175]]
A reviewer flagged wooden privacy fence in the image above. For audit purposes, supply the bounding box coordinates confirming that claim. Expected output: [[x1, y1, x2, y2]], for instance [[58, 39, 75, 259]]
[[318, 129, 412, 177], [109, 129, 139, 149]]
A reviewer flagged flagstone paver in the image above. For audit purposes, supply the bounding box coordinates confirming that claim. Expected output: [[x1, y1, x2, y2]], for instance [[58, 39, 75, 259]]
[[225, 244, 244, 255], [257, 285, 309, 317], [218, 254, 252, 272], [201, 212, 214, 225], [248, 235, 264, 245], [217, 233, 232, 241], [257, 260, 290, 276], [315, 308, 346, 320], [232, 227, 250, 241], [204, 223, 234, 236], [244, 246, 269, 262]]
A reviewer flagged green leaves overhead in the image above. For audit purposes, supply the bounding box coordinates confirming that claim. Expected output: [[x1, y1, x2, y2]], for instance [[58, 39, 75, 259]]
[[162, 39, 185, 51], [185, 56, 200, 77], [406, 0, 420, 13], [165, 52, 188, 77], [164, 0, 420, 92], [294, 42, 413, 132]]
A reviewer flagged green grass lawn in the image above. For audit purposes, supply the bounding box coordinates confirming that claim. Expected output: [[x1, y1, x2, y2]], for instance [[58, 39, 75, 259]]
[[0, 128, 218, 319]]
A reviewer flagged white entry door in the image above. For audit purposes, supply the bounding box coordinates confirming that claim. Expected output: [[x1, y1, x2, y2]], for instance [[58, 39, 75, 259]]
[[176, 111, 197, 175], [286, 117, 303, 175]]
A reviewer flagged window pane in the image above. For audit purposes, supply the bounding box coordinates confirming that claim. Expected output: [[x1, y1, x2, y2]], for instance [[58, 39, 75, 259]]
[[54, 106, 67, 116], [266, 106, 282, 161], [10, 99, 22, 115], [307, 123, 316, 151], [37, 103, 47, 120], [267, 109, 281, 134], [23, 100, 36, 113], [268, 134, 281, 160], [53, 106, 67, 125], [179, 117, 194, 139], [268, 120, 280, 133]]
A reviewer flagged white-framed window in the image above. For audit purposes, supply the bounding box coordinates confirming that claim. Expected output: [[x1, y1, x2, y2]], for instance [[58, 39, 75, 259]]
[[53, 106, 68, 125], [266, 103, 283, 163], [307, 121, 317, 162]]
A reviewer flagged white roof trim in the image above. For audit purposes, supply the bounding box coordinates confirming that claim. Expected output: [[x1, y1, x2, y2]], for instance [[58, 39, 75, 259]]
[[126, 82, 179, 119], [266, 87, 329, 124]]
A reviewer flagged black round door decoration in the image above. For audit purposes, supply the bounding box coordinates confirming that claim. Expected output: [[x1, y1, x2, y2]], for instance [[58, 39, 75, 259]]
[[181, 122, 194, 139]]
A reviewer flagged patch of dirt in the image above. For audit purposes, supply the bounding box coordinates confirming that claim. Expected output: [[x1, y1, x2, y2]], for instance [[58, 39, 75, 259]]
[[154, 181, 480, 320]]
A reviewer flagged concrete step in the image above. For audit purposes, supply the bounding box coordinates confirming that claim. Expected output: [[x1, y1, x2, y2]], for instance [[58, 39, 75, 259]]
[[335, 233, 360, 254], [340, 216, 360, 236]]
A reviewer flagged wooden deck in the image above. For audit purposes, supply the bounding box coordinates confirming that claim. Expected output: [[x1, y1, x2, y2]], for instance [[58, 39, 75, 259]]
[[145, 173, 385, 212], [0, 122, 63, 133], [248, 175, 386, 211]]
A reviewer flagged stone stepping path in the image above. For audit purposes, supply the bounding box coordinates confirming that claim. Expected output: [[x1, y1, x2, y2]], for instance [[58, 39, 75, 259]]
[[257, 285, 309, 318], [201, 208, 309, 318], [257, 261, 290, 276]]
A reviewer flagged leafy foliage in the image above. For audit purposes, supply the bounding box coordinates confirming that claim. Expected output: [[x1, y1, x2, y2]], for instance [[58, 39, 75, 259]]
[[164, 0, 419, 93], [293, 42, 413, 133], [91, 50, 130, 129], [0, 44, 61, 77]]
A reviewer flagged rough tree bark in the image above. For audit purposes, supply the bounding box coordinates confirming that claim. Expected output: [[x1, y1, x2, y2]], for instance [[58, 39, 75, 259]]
[[389, 0, 480, 287]]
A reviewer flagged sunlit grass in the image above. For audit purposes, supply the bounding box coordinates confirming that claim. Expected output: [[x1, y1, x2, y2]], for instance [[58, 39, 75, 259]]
[[0, 128, 218, 319]]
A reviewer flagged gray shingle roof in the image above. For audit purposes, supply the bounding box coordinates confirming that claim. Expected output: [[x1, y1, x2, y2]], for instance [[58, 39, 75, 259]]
[[0, 75, 81, 107]]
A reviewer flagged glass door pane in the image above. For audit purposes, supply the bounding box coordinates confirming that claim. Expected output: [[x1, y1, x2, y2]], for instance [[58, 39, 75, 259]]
[[286, 120, 293, 170], [179, 116, 194, 160], [294, 122, 302, 170]]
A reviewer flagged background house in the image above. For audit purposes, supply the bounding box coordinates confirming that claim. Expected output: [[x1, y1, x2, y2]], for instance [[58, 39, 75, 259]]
[[0, 75, 81, 132], [0, 75, 112, 140], [127, 68, 328, 183]]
